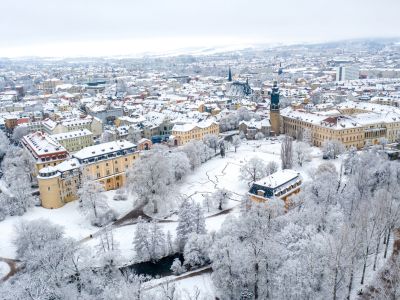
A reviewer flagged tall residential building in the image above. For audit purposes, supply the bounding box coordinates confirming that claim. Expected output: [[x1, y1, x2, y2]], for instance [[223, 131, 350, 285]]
[[336, 66, 360, 81]]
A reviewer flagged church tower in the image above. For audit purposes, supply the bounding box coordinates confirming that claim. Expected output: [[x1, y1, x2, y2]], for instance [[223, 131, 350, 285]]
[[270, 81, 281, 135]]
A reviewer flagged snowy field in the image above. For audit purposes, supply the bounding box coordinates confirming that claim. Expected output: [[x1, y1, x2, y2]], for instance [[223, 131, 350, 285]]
[[0, 138, 393, 298], [0, 261, 10, 279], [0, 139, 328, 261], [0, 189, 134, 259]]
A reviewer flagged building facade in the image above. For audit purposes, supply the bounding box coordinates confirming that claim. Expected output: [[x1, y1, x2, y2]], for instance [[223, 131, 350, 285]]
[[248, 169, 302, 208], [336, 66, 360, 81], [171, 120, 220, 146], [21, 131, 69, 174], [281, 101, 400, 149], [51, 129, 94, 152], [37, 140, 139, 209]]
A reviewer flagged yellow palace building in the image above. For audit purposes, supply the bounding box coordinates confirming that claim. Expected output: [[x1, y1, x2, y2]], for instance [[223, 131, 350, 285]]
[[170, 120, 219, 146], [281, 101, 400, 149], [37, 140, 140, 209]]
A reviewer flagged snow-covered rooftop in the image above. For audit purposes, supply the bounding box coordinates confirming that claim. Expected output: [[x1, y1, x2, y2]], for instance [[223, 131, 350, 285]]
[[73, 140, 136, 161], [22, 131, 68, 157], [255, 169, 300, 189], [51, 129, 92, 141]]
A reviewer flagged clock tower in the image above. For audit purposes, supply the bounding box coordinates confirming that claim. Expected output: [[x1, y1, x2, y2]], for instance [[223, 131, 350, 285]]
[[270, 81, 281, 135]]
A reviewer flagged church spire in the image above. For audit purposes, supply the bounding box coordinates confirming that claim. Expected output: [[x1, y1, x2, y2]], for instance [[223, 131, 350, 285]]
[[228, 66, 232, 82]]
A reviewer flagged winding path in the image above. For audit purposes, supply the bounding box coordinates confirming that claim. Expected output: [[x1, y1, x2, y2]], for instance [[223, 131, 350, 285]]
[[0, 257, 19, 282]]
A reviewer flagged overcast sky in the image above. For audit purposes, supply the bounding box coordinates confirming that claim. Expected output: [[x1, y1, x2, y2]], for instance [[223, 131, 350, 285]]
[[0, 0, 399, 57]]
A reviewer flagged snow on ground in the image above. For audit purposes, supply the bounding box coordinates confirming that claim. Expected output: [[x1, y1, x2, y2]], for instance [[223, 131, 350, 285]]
[[148, 271, 216, 299], [0, 261, 10, 279], [0, 189, 135, 259], [351, 237, 394, 298], [173, 272, 215, 298], [0, 138, 340, 269], [180, 140, 282, 200]]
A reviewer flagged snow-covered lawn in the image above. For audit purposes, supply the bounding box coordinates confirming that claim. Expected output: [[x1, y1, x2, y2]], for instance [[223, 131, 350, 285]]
[[0, 190, 135, 259], [0, 261, 10, 279], [180, 140, 283, 200], [0, 138, 340, 272], [148, 271, 216, 298]]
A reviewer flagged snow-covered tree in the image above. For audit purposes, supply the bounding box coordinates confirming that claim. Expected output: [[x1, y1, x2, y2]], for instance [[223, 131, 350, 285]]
[[133, 218, 166, 263], [12, 125, 29, 143], [211, 203, 281, 299], [126, 151, 173, 214], [322, 139, 345, 159], [203, 134, 219, 153], [148, 220, 166, 262], [168, 151, 190, 181], [293, 141, 312, 167], [281, 136, 293, 169], [182, 140, 214, 170], [255, 132, 265, 140], [166, 230, 175, 255], [231, 135, 241, 152], [176, 200, 206, 250], [133, 218, 151, 262], [0, 130, 10, 158], [265, 161, 279, 176], [171, 258, 186, 275], [127, 126, 142, 144], [343, 146, 358, 175], [78, 179, 115, 226], [14, 219, 64, 259], [240, 157, 267, 184], [211, 188, 232, 210], [96, 226, 121, 269], [183, 233, 212, 269]]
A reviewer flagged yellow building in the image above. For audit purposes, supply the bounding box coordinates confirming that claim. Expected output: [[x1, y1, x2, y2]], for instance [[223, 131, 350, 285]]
[[21, 131, 69, 175], [281, 101, 400, 149], [37, 140, 139, 209], [171, 120, 219, 146], [42, 116, 103, 138], [51, 129, 94, 153]]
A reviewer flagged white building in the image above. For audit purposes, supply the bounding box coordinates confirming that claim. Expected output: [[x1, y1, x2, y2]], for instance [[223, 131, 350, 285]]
[[336, 66, 360, 81]]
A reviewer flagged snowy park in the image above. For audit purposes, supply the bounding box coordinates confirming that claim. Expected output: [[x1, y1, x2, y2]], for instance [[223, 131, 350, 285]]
[[0, 137, 398, 298]]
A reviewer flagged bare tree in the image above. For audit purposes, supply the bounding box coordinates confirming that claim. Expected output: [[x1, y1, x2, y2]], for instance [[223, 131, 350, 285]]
[[281, 136, 293, 169], [232, 135, 241, 152], [240, 157, 267, 185]]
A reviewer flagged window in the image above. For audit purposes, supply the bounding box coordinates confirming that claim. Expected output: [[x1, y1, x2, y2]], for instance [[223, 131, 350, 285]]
[[48, 187, 50, 191]]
